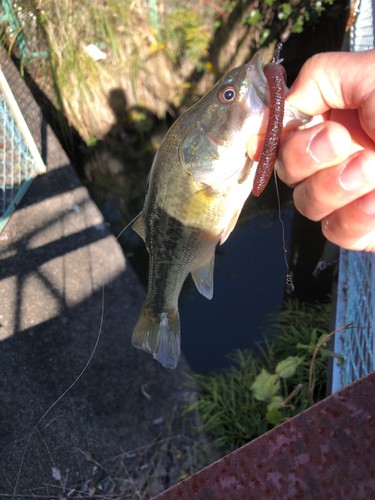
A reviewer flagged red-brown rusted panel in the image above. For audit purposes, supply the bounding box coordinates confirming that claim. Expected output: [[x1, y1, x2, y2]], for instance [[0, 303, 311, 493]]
[[153, 371, 375, 500]]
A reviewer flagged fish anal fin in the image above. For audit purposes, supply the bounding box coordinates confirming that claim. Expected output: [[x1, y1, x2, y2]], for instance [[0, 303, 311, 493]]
[[191, 253, 215, 300], [132, 306, 180, 369], [132, 212, 145, 241]]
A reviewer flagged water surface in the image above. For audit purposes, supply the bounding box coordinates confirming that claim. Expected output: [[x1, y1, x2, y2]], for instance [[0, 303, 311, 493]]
[[179, 206, 294, 371]]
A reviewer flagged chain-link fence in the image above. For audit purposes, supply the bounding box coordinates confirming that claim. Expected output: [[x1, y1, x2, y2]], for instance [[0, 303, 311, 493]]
[[350, 0, 375, 50], [331, 0, 375, 393], [0, 67, 45, 233], [333, 250, 375, 391]]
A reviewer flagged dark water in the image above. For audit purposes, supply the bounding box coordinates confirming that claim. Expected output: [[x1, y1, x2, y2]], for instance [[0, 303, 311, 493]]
[[179, 205, 294, 372]]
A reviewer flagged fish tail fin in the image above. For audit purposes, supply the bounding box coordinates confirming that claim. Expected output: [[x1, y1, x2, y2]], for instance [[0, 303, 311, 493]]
[[132, 306, 181, 369]]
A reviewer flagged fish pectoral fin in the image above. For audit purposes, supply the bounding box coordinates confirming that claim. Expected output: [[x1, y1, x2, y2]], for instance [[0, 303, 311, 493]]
[[191, 253, 215, 300], [220, 205, 243, 245], [132, 212, 146, 241], [132, 306, 181, 369]]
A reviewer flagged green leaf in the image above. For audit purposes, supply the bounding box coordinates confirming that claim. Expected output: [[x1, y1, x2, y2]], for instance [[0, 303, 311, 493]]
[[269, 395, 284, 409], [264, 374, 280, 398], [86, 136, 97, 146], [250, 369, 280, 402], [259, 28, 271, 45], [310, 329, 317, 347], [296, 342, 313, 350], [246, 11, 261, 26], [291, 16, 304, 33], [319, 348, 345, 365], [275, 356, 303, 379], [317, 333, 330, 346], [266, 407, 282, 426], [282, 3, 292, 17]]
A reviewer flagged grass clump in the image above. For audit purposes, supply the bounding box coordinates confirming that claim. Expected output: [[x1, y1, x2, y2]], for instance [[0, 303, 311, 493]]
[[0, 0, 218, 142], [186, 298, 339, 452], [186, 349, 269, 450]]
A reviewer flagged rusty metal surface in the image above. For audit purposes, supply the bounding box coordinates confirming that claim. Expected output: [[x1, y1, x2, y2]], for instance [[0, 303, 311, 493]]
[[153, 371, 375, 500]]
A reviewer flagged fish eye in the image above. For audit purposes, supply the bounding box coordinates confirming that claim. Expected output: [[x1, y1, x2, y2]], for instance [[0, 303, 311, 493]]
[[218, 86, 236, 103]]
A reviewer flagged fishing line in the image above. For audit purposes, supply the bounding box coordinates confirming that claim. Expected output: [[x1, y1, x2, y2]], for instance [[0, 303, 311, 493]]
[[274, 168, 294, 293], [12, 212, 141, 499]]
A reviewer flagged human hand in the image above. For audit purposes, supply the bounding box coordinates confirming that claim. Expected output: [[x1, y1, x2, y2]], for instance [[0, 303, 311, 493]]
[[248, 50, 375, 252]]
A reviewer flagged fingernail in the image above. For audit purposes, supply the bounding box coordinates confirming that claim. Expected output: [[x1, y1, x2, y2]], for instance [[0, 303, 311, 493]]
[[339, 154, 368, 191], [307, 128, 337, 163], [360, 191, 375, 214]]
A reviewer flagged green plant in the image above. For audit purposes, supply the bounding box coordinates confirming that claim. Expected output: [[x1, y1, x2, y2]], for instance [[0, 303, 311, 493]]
[[163, 8, 212, 65], [185, 350, 270, 450], [245, 0, 339, 41], [186, 299, 345, 452], [251, 324, 346, 426]]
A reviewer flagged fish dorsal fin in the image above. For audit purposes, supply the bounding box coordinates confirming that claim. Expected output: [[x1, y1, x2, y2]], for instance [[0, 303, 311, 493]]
[[191, 253, 215, 300], [132, 212, 145, 241]]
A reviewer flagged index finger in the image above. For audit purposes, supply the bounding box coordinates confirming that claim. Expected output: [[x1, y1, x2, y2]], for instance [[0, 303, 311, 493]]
[[286, 50, 375, 141]]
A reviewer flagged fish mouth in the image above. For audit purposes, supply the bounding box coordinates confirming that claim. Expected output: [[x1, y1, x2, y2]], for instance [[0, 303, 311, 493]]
[[249, 51, 268, 104], [248, 51, 311, 129]]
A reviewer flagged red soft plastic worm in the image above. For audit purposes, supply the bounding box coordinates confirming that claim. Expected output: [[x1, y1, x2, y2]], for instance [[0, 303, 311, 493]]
[[252, 63, 286, 197]]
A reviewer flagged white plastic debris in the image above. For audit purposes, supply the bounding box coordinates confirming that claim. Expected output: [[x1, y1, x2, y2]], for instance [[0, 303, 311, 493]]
[[52, 467, 62, 481], [85, 44, 107, 61]]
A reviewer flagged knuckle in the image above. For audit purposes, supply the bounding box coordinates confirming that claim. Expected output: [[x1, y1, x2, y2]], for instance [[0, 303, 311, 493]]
[[295, 179, 329, 221]]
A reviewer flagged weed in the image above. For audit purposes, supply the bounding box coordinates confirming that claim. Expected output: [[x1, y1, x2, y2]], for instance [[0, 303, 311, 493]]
[[0, 1, 218, 141], [185, 298, 341, 452]]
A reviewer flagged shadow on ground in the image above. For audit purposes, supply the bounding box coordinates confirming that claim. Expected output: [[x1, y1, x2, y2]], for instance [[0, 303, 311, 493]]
[[0, 74, 190, 493]]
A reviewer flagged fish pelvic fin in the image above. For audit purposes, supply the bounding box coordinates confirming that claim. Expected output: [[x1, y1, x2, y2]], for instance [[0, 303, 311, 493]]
[[191, 252, 215, 299], [220, 205, 244, 245], [132, 212, 145, 241], [132, 306, 181, 369]]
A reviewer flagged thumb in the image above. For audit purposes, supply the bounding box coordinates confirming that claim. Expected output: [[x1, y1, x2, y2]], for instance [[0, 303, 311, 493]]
[[287, 50, 375, 142]]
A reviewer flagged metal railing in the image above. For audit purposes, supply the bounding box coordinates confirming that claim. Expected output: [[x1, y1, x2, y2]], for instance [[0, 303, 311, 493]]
[[333, 251, 375, 392], [0, 66, 45, 233]]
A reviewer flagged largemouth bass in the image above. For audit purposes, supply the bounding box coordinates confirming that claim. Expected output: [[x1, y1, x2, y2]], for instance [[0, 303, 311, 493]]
[[132, 50, 309, 368]]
